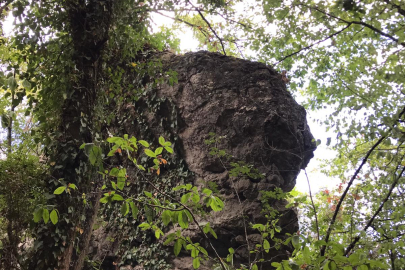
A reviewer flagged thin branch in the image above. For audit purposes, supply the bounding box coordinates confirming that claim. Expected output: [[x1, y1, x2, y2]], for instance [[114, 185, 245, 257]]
[[344, 166, 405, 255], [320, 135, 387, 256], [304, 169, 320, 241], [152, 10, 209, 37], [195, 7, 227, 55], [274, 23, 352, 66], [321, 105, 405, 256], [302, 4, 405, 47]]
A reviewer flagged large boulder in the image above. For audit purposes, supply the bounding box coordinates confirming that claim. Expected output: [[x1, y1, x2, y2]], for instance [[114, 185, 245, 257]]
[[88, 51, 316, 269], [151, 51, 315, 268]]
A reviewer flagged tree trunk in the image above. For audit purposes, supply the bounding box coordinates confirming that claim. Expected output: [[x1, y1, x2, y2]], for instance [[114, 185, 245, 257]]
[[29, 1, 115, 269]]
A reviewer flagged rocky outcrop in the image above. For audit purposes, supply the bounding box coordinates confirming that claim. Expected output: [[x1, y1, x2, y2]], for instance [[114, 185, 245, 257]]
[[153, 51, 315, 269], [88, 51, 316, 269]]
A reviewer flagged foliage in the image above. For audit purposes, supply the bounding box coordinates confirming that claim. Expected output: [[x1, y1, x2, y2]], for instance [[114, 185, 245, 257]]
[[0, 0, 405, 269]]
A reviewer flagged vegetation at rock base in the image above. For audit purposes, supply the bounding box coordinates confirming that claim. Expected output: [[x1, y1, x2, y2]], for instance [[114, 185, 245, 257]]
[[0, 0, 404, 270]]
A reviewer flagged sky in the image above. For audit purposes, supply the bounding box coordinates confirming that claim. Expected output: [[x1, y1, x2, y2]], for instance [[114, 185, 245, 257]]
[[2, 10, 340, 194]]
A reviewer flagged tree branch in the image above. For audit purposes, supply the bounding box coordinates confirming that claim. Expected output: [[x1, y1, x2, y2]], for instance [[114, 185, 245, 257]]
[[301, 4, 405, 47], [320, 134, 387, 256], [321, 105, 405, 256], [274, 23, 352, 66], [344, 166, 405, 255], [196, 8, 227, 55], [304, 169, 320, 241]]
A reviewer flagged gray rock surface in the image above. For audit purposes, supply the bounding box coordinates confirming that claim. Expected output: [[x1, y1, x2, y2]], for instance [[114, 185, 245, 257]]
[[153, 51, 316, 268]]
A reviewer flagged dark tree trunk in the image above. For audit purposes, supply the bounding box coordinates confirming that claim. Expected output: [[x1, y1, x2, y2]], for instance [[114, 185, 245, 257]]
[[29, 1, 115, 269]]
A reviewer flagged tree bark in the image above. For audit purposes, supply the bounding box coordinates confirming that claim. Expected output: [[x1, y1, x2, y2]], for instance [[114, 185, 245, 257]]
[[29, 1, 116, 269]]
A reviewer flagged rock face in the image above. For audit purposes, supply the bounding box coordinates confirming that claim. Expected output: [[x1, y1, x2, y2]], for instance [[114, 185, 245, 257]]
[[152, 51, 315, 268], [89, 51, 316, 269]]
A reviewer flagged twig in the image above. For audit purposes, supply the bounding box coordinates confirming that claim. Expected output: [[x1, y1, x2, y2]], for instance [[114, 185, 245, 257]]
[[273, 23, 352, 66], [304, 169, 319, 241], [194, 7, 227, 55], [300, 4, 405, 47], [152, 10, 209, 38]]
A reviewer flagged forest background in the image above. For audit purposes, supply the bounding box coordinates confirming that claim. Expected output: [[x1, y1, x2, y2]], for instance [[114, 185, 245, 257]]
[[0, 0, 404, 270]]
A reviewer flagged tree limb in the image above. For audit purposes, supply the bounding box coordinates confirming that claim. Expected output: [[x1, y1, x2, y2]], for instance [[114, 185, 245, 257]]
[[196, 8, 227, 55], [274, 23, 352, 66], [321, 105, 405, 256], [344, 166, 405, 255], [301, 4, 405, 47], [320, 134, 387, 256]]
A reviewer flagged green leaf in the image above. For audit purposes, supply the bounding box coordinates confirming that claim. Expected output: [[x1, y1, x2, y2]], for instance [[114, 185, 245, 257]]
[[162, 210, 171, 226], [138, 140, 150, 147], [165, 146, 174, 153], [138, 222, 151, 230], [159, 136, 165, 145], [42, 209, 49, 224], [178, 211, 188, 229], [145, 149, 156, 157], [68, 183, 77, 190], [292, 235, 300, 249], [89, 146, 102, 165], [263, 239, 270, 252], [112, 194, 124, 201], [252, 264, 258, 270], [192, 257, 200, 269], [107, 137, 122, 143], [174, 239, 182, 256], [33, 208, 43, 223], [155, 147, 163, 155], [54, 186, 66, 194], [50, 209, 58, 224], [121, 202, 129, 216], [129, 202, 138, 219], [100, 196, 109, 203]]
